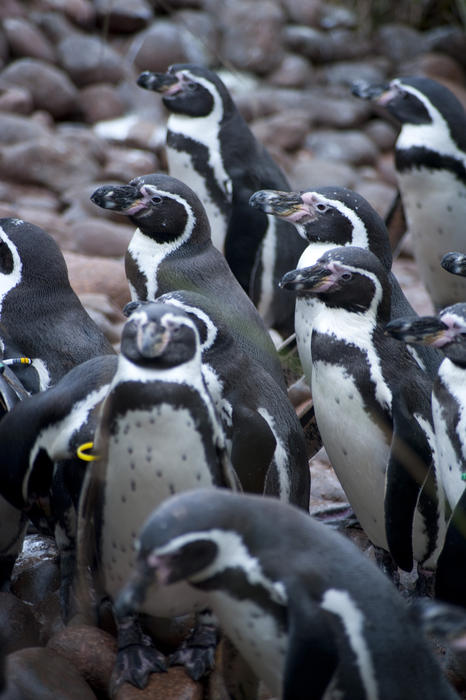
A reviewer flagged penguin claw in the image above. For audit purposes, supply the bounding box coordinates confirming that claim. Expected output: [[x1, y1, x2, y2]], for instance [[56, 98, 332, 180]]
[[111, 643, 167, 692], [168, 623, 217, 680]]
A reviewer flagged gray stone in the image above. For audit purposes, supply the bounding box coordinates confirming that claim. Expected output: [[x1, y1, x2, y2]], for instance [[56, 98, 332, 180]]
[[424, 26, 466, 69], [57, 35, 127, 87], [364, 118, 398, 151], [3, 17, 56, 63], [251, 110, 310, 152], [64, 251, 131, 310], [400, 51, 466, 86], [320, 3, 357, 29], [56, 0, 96, 28], [220, 1, 285, 75], [68, 217, 133, 258], [56, 124, 107, 165], [79, 83, 126, 124], [30, 10, 80, 44], [287, 151, 358, 190], [0, 0, 25, 21], [5, 647, 97, 699], [280, 0, 322, 26], [0, 592, 42, 653], [101, 144, 159, 183], [0, 85, 32, 114], [267, 53, 314, 88], [173, 9, 220, 66], [130, 20, 193, 74], [62, 181, 129, 224], [283, 25, 372, 62], [374, 23, 428, 65], [94, 0, 153, 33], [0, 58, 79, 118], [319, 58, 389, 87], [0, 112, 49, 144], [356, 179, 397, 220], [305, 128, 379, 166], [306, 88, 372, 128]]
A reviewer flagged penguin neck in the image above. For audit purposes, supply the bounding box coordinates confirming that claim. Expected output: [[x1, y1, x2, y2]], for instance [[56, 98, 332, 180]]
[[396, 118, 466, 164]]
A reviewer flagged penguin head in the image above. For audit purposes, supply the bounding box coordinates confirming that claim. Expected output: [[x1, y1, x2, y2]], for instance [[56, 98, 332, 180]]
[[121, 301, 201, 369], [115, 489, 266, 617], [137, 63, 233, 118], [386, 303, 466, 366], [90, 173, 210, 244], [441, 252, 466, 278], [280, 245, 391, 319], [250, 187, 392, 271]]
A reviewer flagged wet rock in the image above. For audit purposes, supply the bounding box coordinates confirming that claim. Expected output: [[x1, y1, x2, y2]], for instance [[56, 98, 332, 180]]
[[0, 136, 101, 193], [48, 624, 117, 694], [0, 58, 78, 118], [94, 0, 153, 33], [287, 151, 358, 190], [130, 20, 193, 74], [281, 0, 322, 26], [79, 83, 126, 124], [64, 251, 130, 310], [0, 592, 42, 653], [68, 217, 133, 258], [220, 1, 285, 75], [114, 666, 202, 700], [374, 23, 428, 65], [57, 35, 127, 87], [306, 128, 379, 166], [10, 534, 60, 607], [267, 53, 314, 88], [0, 85, 32, 114], [5, 647, 97, 699], [251, 109, 310, 152], [101, 144, 159, 183], [3, 17, 56, 63], [34, 588, 65, 646]]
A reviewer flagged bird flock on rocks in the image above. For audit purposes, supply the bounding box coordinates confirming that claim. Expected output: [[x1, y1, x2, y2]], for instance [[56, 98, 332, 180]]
[[0, 64, 466, 699]]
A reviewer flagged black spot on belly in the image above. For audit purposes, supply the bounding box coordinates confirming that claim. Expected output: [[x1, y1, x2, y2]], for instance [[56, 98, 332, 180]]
[[335, 397, 340, 405], [131, 480, 136, 492], [447, 205, 453, 212], [169, 484, 175, 494], [449, 465, 452, 471], [156, 470, 163, 478], [182, 454, 187, 461], [196, 473, 202, 481], [128, 447, 133, 455], [121, 494, 127, 503], [342, 448, 348, 456]]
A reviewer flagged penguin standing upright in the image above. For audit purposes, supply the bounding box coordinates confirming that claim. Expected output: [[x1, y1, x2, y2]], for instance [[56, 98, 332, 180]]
[[353, 76, 466, 310], [280, 246, 444, 573], [250, 185, 442, 382], [0, 217, 115, 393], [136, 64, 307, 336], [386, 303, 466, 606], [78, 302, 240, 689], [0, 354, 117, 613], [90, 173, 285, 390], [116, 489, 459, 700]]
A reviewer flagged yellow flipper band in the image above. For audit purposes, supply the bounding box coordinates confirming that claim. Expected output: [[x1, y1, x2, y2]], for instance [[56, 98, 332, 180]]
[[77, 441, 100, 462], [2, 357, 32, 366]]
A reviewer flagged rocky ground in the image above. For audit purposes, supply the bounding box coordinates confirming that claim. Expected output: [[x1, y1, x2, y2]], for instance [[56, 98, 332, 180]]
[[0, 0, 465, 698]]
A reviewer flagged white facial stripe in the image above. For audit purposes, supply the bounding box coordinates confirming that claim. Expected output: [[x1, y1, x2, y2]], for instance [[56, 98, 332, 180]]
[[127, 187, 196, 299], [153, 528, 288, 605], [162, 298, 218, 351], [440, 312, 466, 333], [23, 381, 111, 503], [257, 407, 290, 502], [393, 80, 466, 161], [0, 224, 22, 313], [255, 215, 278, 324], [29, 359, 51, 391], [311, 194, 370, 248], [321, 589, 379, 700]]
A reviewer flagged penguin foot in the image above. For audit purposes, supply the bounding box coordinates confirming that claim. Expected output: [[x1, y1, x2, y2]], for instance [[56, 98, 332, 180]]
[[169, 622, 218, 680], [112, 642, 167, 691]]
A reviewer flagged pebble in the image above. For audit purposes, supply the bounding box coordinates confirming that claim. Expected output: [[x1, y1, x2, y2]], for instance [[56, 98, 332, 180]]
[[306, 128, 379, 166], [0, 592, 42, 653], [114, 667, 203, 700]]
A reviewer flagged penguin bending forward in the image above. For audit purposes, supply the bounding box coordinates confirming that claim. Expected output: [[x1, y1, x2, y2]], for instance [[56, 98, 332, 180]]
[[280, 246, 445, 573], [116, 489, 459, 700], [137, 64, 307, 336], [353, 76, 466, 310], [91, 173, 286, 390], [77, 303, 241, 689], [250, 185, 442, 383]]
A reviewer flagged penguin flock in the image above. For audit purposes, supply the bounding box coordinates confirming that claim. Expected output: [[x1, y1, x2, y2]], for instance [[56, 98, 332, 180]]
[[0, 65, 465, 699]]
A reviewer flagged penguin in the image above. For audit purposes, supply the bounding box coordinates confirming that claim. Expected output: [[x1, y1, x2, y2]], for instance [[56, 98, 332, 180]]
[[90, 172, 286, 390], [441, 251, 466, 278], [280, 246, 444, 573], [0, 217, 115, 392], [0, 354, 117, 614], [126, 290, 310, 509], [115, 489, 459, 700], [386, 304, 466, 606], [353, 76, 466, 311], [77, 302, 240, 689], [249, 185, 442, 384], [136, 64, 307, 336]]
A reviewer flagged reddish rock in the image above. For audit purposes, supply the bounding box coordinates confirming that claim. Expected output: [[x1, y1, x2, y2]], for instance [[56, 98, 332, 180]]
[[0, 85, 32, 114], [0, 592, 42, 653], [251, 110, 310, 152], [268, 53, 314, 88], [0, 58, 78, 118], [68, 217, 133, 258], [0, 112, 48, 144], [364, 118, 398, 152], [281, 0, 322, 26], [94, 0, 153, 33], [64, 251, 130, 310], [79, 83, 126, 124], [57, 35, 127, 87], [401, 51, 466, 86], [101, 145, 158, 184], [114, 666, 202, 700], [5, 647, 97, 699], [3, 17, 56, 63], [48, 624, 117, 694], [131, 20, 192, 74]]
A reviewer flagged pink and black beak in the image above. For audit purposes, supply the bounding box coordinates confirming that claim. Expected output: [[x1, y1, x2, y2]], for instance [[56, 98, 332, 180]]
[[385, 316, 455, 348], [280, 263, 339, 294], [250, 189, 322, 225], [137, 70, 181, 95], [441, 252, 466, 278], [90, 184, 159, 216]]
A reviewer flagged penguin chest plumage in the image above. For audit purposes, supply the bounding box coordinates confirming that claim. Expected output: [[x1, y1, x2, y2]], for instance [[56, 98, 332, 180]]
[[210, 591, 287, 696], [397, 167, 466, 308], [432, 359, 466, 511], [100, 398, 221, 603]]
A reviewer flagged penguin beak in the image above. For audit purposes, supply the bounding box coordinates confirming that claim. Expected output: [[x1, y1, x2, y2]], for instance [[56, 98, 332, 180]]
[[249, 190, 317, 224], [351, 80, 389, 100], [136, 321, 171, 358], [280, 264, 335, 293], [385, 316, 451, 347], [90, 184, 148, 215], [441, 252, 466, 277], [114, 560, 155, 618], [137, 70, 182, 95]]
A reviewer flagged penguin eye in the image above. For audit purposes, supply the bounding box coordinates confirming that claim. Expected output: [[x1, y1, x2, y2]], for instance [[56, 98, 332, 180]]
[[316, 203, 329, 213], [150, 195, 162, 205], [341, 272, 353, 282], [186, 82, 199, 91]]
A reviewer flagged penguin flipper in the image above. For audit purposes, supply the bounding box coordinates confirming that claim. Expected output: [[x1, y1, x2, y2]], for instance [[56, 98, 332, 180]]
[[283, 584, 338, 700], [385, 391, 432, 571], [435, 490, 466, 607], [230, 406, 276, 495]]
